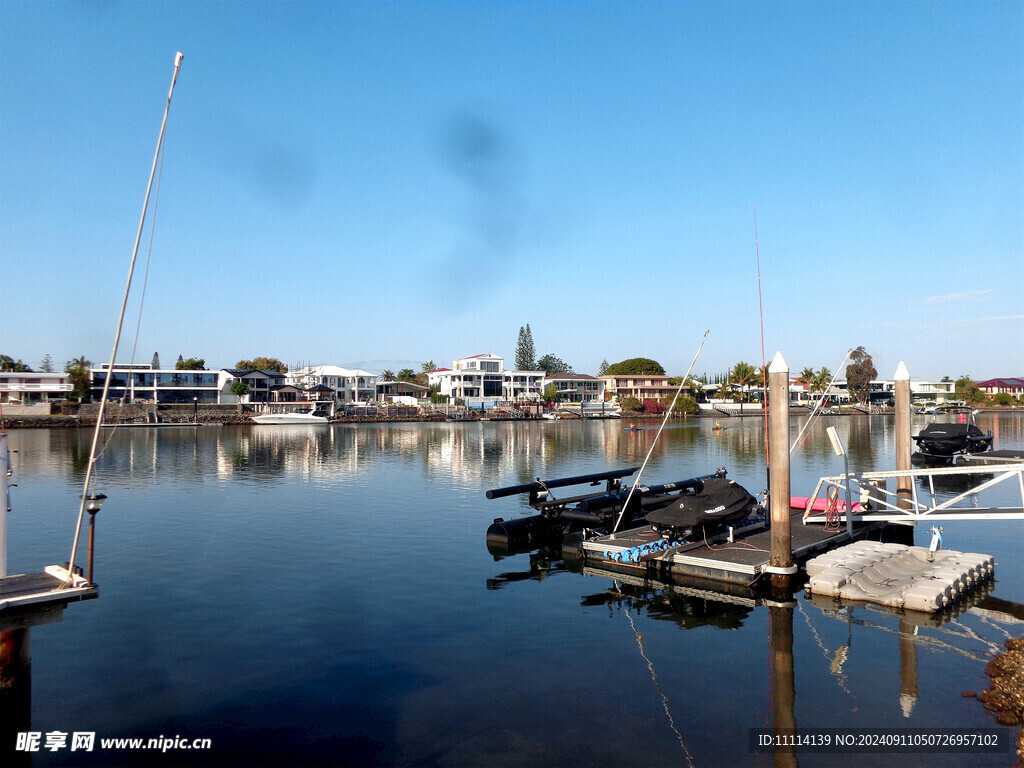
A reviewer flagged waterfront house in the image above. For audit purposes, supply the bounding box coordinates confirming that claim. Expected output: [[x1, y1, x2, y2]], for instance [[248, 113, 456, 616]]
[[542, 372, 605, 403], [427, 355, 544, 403], [218, 369, 290, 403], [375, 379, 428, 404], [0, 371, 72, 404], [598, 374, 678, 403], [287, 365, 377, 403], [92, 364, 223, 404], [976, 377, 1024, 398]]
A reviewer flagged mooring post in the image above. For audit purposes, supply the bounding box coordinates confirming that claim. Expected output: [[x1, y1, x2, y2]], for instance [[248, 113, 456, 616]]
[[894, 362, 912, 510], [768, 352, 796, 589], [1, 432, 9, 579]]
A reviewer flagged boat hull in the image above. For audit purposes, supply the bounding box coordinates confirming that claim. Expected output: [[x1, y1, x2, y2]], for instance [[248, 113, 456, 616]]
[[251, 413, 329, 425]]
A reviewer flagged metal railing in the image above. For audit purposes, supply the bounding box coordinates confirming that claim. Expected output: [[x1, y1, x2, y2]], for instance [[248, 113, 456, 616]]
[[801, 463, 1024, 522]]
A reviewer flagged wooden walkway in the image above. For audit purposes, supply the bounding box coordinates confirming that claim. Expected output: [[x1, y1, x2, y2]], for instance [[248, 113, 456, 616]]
[[0, 567, 98, 631], [580, 511, 889, 587]]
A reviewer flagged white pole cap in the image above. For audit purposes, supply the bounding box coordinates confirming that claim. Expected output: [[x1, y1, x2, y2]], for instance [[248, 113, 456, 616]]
[[894, 361, 910, 381], [768, 351, 788, 374]]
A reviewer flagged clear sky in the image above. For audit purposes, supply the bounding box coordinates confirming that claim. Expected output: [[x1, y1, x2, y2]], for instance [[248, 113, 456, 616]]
[[1, 1, 1021, 382]]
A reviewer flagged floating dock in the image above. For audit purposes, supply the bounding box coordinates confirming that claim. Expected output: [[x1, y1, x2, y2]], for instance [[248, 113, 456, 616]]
[[577, 510, 889, 587], [805, 541, 994, 612]]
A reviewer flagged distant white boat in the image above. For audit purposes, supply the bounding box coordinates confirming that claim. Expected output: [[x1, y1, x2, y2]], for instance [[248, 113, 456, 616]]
[[251, 410, 329, 425]]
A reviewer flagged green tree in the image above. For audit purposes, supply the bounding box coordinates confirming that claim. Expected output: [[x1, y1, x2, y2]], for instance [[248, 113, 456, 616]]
[[176, 357, 206, 370], [597, 359, 609, 376], [992, 392, 1014, 406], [236, 357, 288, 373], [537, 354, 573, 374], [64, 356, 92, 402], [421, 360, 437, 373], [229, 380, 251, 401], [605, 358, 665, 376], [542, 383, 558, 404], [620, 395, 642, 411], [955, 375, 986, 405], [40, 354, 54, 373], [381, 369, 396, 381], [397, 368, 416, 381], [515, 324, 536, 370], [844, 346, 877, 405], [152, 352, 161, 369], [0, 355, 31, 372]]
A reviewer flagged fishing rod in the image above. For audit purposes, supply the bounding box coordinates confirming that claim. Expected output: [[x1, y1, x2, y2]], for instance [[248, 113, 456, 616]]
[[611, 330, 710, 533]]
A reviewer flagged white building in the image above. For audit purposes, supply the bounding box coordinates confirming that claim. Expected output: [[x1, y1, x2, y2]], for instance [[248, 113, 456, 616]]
[[427, 354, 544, 403], [287, 365, 378, 403], [0, 371, 72, 404]]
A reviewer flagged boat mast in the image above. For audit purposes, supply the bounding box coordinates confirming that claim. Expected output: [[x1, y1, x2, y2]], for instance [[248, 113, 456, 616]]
[[63, 52, 184, 586]]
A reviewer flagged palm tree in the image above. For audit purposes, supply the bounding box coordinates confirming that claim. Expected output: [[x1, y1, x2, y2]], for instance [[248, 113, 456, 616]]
[[65, 355, 92, 402], [796, 367, 816, 388], [730, 361, 759, 401], [397, 368, 416, 382], [810, 367, 832, 394], [381, 369, 396, 381]]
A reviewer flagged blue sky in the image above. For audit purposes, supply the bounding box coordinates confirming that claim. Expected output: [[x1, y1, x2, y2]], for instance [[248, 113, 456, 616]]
[[2, 1, 1021, 381]]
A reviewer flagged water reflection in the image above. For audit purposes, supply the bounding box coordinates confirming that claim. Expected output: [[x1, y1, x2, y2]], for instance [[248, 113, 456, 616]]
[[3, 414, 1021, 768], [577, 576, 756, 631]]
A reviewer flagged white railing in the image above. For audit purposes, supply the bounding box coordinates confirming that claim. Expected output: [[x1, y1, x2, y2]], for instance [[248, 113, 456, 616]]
[[0, 383, 72, 391], [802, 463, 1024, 522]]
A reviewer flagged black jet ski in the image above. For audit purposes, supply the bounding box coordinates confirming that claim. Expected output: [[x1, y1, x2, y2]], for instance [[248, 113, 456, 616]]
[[912, 421, 993, 458], [646, 476, 759, 542]]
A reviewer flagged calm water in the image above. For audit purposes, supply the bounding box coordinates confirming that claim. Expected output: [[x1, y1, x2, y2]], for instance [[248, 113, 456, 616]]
[[5, 414, 1023, 767]]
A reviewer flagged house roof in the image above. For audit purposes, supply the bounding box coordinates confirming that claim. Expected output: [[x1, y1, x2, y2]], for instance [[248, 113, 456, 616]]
[[427, 367, 451, 373], [543, 372, 597, 381], [223, 368, 285, 378], [977, 377, 1024, 388]]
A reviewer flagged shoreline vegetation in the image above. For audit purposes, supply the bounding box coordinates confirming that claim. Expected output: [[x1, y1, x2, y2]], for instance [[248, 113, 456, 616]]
[[1, 405, 1022, 430]]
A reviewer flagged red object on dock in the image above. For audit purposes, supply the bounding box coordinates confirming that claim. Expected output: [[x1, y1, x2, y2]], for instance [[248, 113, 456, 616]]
[[790, 496, 863, 513]]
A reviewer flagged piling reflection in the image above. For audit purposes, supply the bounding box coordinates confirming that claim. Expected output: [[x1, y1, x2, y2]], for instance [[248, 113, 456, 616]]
[[770, 603, 798, 768], [0, 628, 30, 768]]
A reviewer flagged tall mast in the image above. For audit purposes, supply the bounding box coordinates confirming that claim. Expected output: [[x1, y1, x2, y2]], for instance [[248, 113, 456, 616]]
[[64, 52, 184, 586]]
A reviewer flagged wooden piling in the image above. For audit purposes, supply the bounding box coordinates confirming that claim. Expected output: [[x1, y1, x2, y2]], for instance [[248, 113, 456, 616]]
[[768, 352, 795, 588], [895, 362, 912, 510]]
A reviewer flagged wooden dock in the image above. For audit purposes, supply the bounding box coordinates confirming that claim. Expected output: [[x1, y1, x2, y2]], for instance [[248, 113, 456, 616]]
[[0, 566, 98, 632], [579, 510, 889, 587]]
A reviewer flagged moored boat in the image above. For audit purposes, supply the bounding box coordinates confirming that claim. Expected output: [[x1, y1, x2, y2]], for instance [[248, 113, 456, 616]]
[[912, 409, 993, 459], [251, 410, 329, 425]]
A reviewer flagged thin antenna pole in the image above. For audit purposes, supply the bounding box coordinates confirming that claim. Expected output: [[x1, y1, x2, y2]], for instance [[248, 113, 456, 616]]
[[64, 52, 184, 586], [754, 206, 769, 467], [612, 330, 710, 533]]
